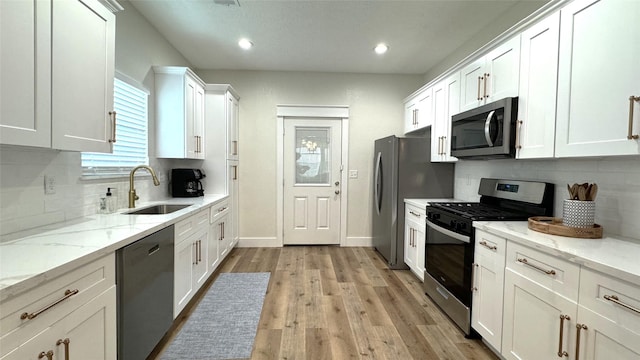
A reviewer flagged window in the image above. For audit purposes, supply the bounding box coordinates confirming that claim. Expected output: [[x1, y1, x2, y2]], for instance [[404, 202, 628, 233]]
[[82, 77, 149, 176]]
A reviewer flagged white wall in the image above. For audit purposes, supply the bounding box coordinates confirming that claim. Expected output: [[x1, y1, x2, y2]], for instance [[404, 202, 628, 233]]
[[0, 0, 192, 236], [195, 70, 423, 244], [454, 158, 640, 240]]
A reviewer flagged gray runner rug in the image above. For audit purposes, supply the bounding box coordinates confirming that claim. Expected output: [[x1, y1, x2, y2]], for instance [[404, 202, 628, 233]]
[[160, 272, 270, 360]]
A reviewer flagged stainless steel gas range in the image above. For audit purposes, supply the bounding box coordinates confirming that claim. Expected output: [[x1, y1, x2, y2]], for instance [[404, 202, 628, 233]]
[[423, 178, 554, 336]]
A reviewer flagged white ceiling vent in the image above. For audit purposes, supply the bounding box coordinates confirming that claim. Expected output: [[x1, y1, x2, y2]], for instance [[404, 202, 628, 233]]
[[214, 0, 240, 6]]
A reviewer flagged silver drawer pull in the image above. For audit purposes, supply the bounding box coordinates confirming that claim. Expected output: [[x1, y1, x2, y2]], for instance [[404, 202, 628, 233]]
[[409, 211, 421, 218], [479, 241, 497, 251], [604, 294, 640, 314], [517, 258, 556, 275], [21, 289, 79, 320]]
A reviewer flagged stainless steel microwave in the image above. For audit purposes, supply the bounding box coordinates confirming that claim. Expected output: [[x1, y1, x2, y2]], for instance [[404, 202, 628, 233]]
[[450, 97, 518, 159]]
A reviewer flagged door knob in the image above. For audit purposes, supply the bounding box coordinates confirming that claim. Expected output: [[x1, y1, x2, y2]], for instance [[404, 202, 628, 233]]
[[335, 181, 340, 186], [335, 190, 340, 195]]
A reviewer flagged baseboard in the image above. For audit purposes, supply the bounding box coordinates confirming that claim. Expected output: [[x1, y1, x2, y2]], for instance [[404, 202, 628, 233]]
[[343, 236, 373, 247], [237, 237, 281, 247]]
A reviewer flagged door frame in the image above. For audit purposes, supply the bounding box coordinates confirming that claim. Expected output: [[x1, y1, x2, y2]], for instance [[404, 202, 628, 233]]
[[276, 105, 349, 247]]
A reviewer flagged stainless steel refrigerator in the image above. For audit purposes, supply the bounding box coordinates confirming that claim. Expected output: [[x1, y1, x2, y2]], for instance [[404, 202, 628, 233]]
[[372, 134, 454, 269]]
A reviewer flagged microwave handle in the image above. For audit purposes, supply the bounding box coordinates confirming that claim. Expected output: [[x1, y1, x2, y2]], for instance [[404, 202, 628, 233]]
[[484, 110, 496, 147]]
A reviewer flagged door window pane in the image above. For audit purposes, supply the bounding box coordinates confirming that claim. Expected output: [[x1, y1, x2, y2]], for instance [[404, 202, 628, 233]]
[[295, 127, 331, 185]]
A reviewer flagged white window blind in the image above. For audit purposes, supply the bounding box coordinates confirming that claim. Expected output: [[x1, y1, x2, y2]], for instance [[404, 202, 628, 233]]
[[82, 78, 149, 176]]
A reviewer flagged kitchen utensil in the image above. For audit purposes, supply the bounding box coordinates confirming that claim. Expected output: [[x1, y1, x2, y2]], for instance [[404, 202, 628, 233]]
[[578, 186, 587, 201], [567, 184, 574, 199], [570, 183, 579, 200], [588, 183, 598, 201]]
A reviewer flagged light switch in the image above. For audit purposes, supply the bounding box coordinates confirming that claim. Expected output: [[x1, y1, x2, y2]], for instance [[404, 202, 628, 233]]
[[349, 170, 358, 179]]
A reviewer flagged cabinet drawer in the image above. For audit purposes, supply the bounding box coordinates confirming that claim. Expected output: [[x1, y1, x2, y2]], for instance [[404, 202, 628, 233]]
[[175, 208, 209, 242], [579, 267, 640, 335], [506, 241, 580, 301], [0, 254, 115, 354], [405, 204, 426, 221], [210, 200, 230, 224], [475, 229, 506, 258]]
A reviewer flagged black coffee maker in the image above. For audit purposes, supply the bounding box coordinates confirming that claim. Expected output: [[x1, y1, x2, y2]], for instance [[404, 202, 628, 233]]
[[171, 169, 205, 197]]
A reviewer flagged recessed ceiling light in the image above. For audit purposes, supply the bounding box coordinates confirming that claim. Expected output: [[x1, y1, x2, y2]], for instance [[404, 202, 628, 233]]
[[238, 38, 253, 50], [374, 43, 388, 55]]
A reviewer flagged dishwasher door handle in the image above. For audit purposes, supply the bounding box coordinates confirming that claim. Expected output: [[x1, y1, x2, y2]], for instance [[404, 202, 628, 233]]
[[148, 244, 160, 255]]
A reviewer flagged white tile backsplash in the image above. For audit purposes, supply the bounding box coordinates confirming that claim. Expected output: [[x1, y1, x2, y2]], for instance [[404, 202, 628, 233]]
[[454, 157, 640, 240], [0, 145, 173, 236]]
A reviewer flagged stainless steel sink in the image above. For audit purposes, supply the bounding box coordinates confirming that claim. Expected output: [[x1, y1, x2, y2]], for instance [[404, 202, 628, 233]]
[[124, 204, 191, 215]]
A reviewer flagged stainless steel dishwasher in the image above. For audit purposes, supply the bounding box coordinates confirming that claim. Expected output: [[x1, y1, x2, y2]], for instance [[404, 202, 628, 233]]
[[117, 225, 174, 360]]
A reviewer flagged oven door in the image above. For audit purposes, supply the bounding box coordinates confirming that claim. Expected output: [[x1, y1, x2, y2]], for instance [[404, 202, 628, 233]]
[[450, 97, 517, 159], [425, 220, 474, 307]]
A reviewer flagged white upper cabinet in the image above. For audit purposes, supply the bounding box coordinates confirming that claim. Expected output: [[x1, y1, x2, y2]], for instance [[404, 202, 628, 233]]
[[1, 0, 116, 152], [154, 67, 206, 159], [555, 0, 640, 157], [404, 86, 433, 134], [51, 0, 116, 153], [516, 11, 560, 159], [431, 73, 459, 162], [460, 36, 521, 112]]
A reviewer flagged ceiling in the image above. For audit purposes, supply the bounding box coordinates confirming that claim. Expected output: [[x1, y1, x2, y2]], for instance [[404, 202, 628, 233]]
[[128, 0, 547, 75]]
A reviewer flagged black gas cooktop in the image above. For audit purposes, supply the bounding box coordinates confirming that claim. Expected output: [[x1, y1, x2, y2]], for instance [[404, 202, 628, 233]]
[[427, 202, 530, 221]]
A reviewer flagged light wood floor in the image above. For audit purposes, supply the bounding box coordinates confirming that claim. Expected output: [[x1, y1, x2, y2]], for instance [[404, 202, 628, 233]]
[[152, 246, 499, 360]]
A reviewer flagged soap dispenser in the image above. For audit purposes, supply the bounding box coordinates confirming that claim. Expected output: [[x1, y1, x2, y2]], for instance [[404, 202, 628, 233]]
[[106, 187, 117, 213]]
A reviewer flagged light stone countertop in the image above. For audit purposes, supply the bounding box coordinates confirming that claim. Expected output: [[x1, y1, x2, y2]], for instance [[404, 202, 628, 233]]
[[0, 194, 228, 302], [474, 221, 640, 286]]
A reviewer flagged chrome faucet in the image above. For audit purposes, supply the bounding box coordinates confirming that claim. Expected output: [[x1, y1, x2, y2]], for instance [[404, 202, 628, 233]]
[[129, 165, 161, 208]]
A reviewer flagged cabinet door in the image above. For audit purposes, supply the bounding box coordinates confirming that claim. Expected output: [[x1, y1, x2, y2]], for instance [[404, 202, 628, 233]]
[[228, 93, 239, 160], [185, 76, 198, 159], [416, 87, 433, 130], [404, 99, 418, 134], [229, 161, 239, 248], [192, 228, 209, 290], [517, 12, 560, 159], [556, 0, 640, 157], [502, 269, 577, 360], [431, 81, 447, 162], [53, 287, 116, 360], [193, 83, 205, 159], [414, 221, 426, 282], [0, 0, 51, 148], [208, 221, 220, 272], [1, 326, 58, 360], [404, 220, 415, 272], [485, 36, 520, 101], [577, 305, 640, 360], [51, 0, 115, 152], [472, 231, 506, 351], [174, 238, 195, 317], [460, 58, 486, 112]]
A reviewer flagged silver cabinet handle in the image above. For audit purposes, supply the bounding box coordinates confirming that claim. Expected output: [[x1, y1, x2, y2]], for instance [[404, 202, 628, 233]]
[[477, 76, 483, 100], [409, 211, 421, 218], [479, 241, 497, 251], [604, 294, 640, 314], [483, 73, 490, 99], [628, 96, 639, 140], [232, 140, 238, 155], [108, 111, 117, 143], [517, 257, 556, 275], [56, 338, 70, 360], [575, 324, 587, 360], [558, 314, 570, 357], [515, 120, 523, 151], [21, 289, 79, 320]]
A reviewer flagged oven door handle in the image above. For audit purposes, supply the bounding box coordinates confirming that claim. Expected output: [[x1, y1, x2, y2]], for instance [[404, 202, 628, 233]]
[[426, 220, 470, 243], [484, 110, 496, 147]]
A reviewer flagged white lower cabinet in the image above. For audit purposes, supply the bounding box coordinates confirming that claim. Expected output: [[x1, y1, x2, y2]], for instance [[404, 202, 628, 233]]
[[209, 200, 230, 271], [471, 230, 506, 351], [0, 254, 116, 360], [404, 204, 426, 281], [173, 208, 209, 317]]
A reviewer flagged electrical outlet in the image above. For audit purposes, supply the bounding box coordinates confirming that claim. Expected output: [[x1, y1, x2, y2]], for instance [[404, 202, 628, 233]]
[[44, 175, 56, 195], [349, 170, 358, 179]]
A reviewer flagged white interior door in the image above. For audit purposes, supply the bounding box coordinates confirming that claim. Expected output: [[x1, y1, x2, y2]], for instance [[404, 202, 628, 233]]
[[283, 119, 342, 245]]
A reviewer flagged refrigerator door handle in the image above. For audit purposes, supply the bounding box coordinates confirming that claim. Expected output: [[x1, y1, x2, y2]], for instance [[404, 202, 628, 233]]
[[374, 152, 383, 215]]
